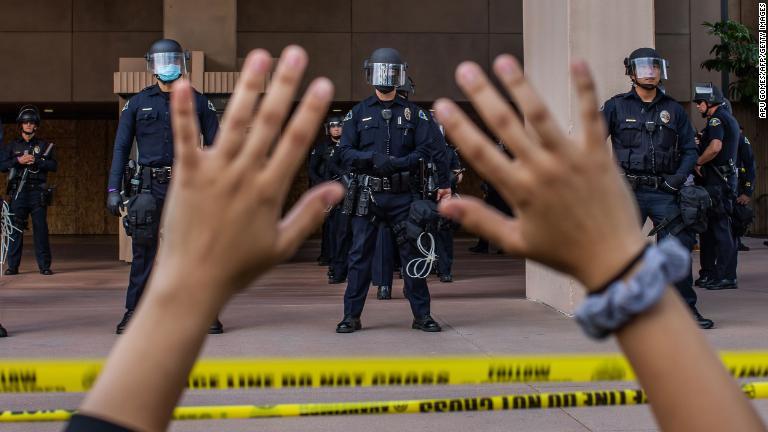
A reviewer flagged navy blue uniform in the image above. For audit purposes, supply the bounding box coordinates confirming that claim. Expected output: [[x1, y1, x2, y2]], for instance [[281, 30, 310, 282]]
[[602, 88, 699, 309], [339, 95, 434, 319], [309, 136, 337, 265], [108, 84, 218, 310], [436, 147, 461, 277], [697, 106, 740, 283], [736, 134, 756, 197], [322, 137, 352, 282], [0, 136, 57, 271]]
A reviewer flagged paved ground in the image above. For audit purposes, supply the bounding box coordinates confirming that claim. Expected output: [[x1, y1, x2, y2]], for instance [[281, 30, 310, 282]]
[[0, 235, 767, 431]]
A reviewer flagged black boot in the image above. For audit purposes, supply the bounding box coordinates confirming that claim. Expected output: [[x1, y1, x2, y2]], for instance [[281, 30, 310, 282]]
[[692, 308, 714, 330], [0, 323, 7, 338], [704, 279, 738, 290], [116, 310, 134, 334], [694, 275, 711, 287], [377, 285, 392, 300], [4, 268, 18, 276], [412, 315, 442, 332], [209, 318, 224, 334], [335, 315, 362, 333]]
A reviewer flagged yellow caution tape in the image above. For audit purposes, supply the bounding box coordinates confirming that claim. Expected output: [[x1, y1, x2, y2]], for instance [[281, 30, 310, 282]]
[[4, 381, 768, 422], [1, 351, 768, 393]]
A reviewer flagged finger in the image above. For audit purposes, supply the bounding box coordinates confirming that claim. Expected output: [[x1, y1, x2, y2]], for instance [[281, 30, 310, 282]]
[[263, 77, 333, 198], [453, 61, 540, 162], [170, 79, 201, 175], [571, 60, 608, 151], [237, 45, 308, 167], [433, 99, 526, 202], [274, 182, 345, 262], [215, 50, 272, 160], [493, 55, 570, 154], [439, 196, 526, 255]]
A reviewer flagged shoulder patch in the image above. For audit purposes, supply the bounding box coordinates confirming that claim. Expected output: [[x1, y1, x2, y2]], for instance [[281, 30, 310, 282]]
[[343, 110, 353, 122], [709, 117, 721, 127], [418, 110, 429, 121], [599, 104, 604, 111], [207, 100, 216, 112], [121, 100, 130, 112]]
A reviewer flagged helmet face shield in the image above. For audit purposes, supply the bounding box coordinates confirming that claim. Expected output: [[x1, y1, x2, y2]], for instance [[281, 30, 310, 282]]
[[627, 57, 668, 80], [365, 62, 407, 87], [148, 52, 187, 77]]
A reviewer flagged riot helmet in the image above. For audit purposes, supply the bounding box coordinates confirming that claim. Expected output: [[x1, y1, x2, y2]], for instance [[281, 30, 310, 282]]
[[16, 105, 41, 137], [693, 82, 725, 117], [16, 105, 40, 126], [363, 48, 407, 94], [693, 82, 724, 105], [624, 47, 668, 90], [145, 39, 189, 84], [325, 114, 343, 137]]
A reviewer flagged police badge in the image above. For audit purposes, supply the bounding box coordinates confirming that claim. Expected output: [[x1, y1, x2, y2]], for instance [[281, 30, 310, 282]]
[[659, 110, 670, 124], [34, 145, 40, 154], [404, 107, 411, 121]]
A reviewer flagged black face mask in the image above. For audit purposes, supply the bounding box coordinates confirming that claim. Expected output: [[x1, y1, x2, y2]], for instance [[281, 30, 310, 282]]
[[633, 79, 657, 91], [374, 85, 395, 94]]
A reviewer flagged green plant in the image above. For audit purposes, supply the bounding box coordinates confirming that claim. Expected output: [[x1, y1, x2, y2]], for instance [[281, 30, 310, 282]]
[[700, 20, 759, 105]]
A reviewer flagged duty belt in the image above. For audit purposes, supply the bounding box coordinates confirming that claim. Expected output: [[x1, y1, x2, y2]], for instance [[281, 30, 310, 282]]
[[358, 172, 410, 193], [624, 174, 662, 189], [147, 166, 172, 183]]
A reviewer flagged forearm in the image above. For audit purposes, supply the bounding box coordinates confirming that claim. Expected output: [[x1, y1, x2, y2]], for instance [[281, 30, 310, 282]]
[[697, 142, 721, 166], [617, 290, 765, 431], [78, 268, 227, 431]]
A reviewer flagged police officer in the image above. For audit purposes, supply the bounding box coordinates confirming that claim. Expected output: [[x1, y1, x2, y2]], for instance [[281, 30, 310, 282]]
[[106, 39, 220, 334], [435, 144, 462, 282], [733, 126, 755, 251], [336, 48, 449, 332], [319, 115, 353, 284], [371, 77, 450, 299], [692, 83, 740, 290], [601, 48, 713, 329], [0, 106, 57, 276], [308, 119, 338, 266]]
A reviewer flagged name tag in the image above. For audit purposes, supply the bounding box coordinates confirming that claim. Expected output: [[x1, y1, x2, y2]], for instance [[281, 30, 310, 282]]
[[625, 118, 636, 122], [141, 108, 153, 111], [362, 117, 372, 122]]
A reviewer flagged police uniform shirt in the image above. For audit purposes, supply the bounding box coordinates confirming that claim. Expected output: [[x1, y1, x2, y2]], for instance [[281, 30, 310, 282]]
[[0, 136, 57, 182], [339, 95, 433, 174], [601, 89, 697, 179], [107, 84, 219, 190], [700, 105, 740, 168]]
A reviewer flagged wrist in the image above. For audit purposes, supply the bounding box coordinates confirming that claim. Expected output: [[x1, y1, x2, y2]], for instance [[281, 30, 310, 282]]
[[576, 235, 648, 293]]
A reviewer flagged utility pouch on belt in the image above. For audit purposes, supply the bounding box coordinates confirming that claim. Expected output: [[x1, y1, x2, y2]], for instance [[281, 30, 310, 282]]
[[123, 169, 159, 244]]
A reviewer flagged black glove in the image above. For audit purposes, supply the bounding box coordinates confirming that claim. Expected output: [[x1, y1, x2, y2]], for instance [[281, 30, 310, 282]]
[[661, 174, 686, 194], [372, 153, 395, 176], [106, 191, 124, 216]]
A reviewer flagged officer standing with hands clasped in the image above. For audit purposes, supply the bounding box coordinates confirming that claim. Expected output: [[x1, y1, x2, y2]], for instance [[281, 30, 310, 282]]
[[692, 83, 740, 290], [0, 105, 57, 276], [336, 48, 449, 333], [106, 39, 220, 334], [601, 48, 714, 329]]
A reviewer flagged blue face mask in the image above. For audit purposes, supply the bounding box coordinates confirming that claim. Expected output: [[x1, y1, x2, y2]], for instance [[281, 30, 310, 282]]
[[156, 64, 181, 82]]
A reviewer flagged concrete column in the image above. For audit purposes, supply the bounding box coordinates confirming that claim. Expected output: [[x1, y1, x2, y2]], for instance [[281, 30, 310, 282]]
[[164, 0, 237, 71], [522, 0, 655, 314]]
